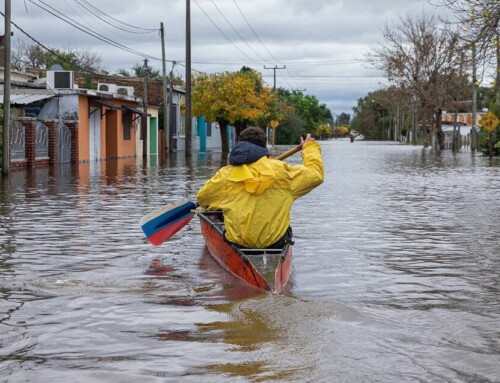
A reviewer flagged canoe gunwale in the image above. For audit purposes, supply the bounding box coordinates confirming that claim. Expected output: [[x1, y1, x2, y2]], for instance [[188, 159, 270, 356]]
[[198, 211, 292, 294]]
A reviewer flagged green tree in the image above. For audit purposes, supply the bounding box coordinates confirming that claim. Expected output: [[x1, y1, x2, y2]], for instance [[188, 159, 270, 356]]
[[337, 112, 351, 125], [277, 89, 333, 136]]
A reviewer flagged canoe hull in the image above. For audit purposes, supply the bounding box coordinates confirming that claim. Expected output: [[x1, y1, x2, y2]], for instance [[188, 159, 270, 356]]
[[199, 211, 292, 294]]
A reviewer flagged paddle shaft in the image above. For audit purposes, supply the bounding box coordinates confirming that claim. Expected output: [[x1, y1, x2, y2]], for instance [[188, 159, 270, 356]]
[[276, 144, 303, 161]]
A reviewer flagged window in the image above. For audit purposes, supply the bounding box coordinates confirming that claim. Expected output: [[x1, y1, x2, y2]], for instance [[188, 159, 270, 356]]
[[207, 122, 212, 137], [123, 111, 132, 140]]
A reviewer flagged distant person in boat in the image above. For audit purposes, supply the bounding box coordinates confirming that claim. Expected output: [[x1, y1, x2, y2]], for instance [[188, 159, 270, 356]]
[[197, 127, 324, 249]]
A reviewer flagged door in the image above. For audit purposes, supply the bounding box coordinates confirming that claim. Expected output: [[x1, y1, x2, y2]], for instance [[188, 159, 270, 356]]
[[89, 107, 101, 161], [149, 117, 158, 156]]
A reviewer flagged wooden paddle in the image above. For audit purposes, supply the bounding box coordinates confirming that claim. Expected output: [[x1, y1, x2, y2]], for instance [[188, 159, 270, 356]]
[[141, 143, 303, 246]]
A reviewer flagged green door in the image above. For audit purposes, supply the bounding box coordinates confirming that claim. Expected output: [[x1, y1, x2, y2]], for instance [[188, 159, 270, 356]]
[[149, 117, 158, 155]]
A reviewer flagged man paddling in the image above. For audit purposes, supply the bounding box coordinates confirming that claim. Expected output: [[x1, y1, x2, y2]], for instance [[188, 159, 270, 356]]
[[197, 127, 324, 249]]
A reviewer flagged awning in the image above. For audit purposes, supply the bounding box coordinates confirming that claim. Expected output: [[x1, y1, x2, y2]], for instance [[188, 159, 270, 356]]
[[0, 93, 54, 105], [122, 105, 150, 117], [95, 99, 124, 111]]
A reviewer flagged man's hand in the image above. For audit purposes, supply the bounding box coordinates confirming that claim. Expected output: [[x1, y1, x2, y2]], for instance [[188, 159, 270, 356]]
[[300, 133, 315, 144]]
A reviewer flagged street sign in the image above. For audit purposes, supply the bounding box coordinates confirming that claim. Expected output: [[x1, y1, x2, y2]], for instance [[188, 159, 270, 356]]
[[479, 111, 500, 133]]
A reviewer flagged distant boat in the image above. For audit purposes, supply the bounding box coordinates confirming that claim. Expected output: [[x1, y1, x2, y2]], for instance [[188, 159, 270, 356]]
[[349, 131, 364, 142]]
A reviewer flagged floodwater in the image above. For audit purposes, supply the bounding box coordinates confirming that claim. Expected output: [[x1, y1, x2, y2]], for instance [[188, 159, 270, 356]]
[[1, 140, 499, 382]]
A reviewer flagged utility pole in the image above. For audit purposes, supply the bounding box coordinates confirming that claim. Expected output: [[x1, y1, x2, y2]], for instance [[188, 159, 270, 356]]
[[264, 65, 286, 90], [2, 0, 11, 176], [471, 42, 477, 151], [185, 0, 192, 156], [160, 22, 168, 156], [169, 61, 176, 153], [142, 58, 149, 159]]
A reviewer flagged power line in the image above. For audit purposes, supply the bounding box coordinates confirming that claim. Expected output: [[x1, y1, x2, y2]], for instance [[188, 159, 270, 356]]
[[231, 0, 298, 89], [27, 0, 162, 61], [73, 0, 158, 34], [193, 0, 260, 65], [3, 12, 101, 75], [231, 0, 282, 65], [208, 0, 271, 64]]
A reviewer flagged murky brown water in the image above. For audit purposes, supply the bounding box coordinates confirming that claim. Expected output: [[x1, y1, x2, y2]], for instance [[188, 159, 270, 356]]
[[1, 140, 499, 382]]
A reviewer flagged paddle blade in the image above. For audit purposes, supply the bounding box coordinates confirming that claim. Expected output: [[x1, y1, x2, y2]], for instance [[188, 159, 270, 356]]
[[140, 200, 197, 246]]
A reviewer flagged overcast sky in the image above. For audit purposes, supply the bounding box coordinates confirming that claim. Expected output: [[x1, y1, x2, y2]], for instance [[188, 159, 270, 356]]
[[8, 0, 453, 116]]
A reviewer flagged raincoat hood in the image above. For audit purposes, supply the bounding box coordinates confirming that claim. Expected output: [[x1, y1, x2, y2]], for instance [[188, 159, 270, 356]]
[[229, 141, 269, 165], [228, 142, 274, 196]]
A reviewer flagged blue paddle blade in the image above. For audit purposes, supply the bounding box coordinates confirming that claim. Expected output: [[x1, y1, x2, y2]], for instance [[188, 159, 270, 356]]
[[140, 200, 197, 246]]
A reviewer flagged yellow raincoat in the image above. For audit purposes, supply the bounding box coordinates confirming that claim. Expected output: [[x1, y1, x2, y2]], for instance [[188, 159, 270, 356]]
[[196, 141, 324, 248]]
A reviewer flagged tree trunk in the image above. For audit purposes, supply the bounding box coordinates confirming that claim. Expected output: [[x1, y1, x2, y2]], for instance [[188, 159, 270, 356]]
[[234, 121, 244, 139], [435, 108, 445, 150], [219, 120, 229, 155]]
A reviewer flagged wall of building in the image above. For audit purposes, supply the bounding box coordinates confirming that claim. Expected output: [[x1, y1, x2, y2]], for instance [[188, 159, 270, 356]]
[[78, 95, 90, 162], [442, 112, 486, 126]]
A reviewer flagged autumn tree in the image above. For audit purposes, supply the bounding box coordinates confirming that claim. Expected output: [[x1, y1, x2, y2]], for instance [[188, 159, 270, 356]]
[[433, 0, 500, 109], [192, 70, 273, 154], [371, 14, 468, 149]]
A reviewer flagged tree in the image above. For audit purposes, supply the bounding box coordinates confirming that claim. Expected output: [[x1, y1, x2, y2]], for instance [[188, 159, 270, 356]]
[[11, 39, 104, 73], [277, 89, 333, 134], [130, 63, 161, 79], [337, 112, 351, 125], [433, 0, 500, 110], [371, 13, 468, 149], [275, 114, 305, 145], [192, 71, 273, 154]]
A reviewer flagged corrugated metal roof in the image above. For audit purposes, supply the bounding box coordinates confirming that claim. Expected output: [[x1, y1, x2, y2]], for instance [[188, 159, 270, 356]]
[[8, 93, 54, 105], [0, 93, 54, 105]]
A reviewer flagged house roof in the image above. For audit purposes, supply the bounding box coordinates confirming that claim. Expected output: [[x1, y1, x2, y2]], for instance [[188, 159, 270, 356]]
[[0, 90, 54, 105]]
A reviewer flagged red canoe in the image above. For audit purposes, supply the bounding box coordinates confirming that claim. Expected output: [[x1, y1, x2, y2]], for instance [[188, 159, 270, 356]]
[[199, 211, 292, 294]]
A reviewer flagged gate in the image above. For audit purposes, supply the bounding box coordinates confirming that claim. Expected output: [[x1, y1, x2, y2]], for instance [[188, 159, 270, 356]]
[[57, 122, 71, 163], [35, 121, 49, 159], [10, 121, 25, 161]]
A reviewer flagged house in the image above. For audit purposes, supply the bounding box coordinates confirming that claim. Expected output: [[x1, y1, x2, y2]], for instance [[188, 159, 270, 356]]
[[440, 112, 486, 150], [74, 72, 224, 154], [1, 69, 154, 168], [2, 68, 225, 171]]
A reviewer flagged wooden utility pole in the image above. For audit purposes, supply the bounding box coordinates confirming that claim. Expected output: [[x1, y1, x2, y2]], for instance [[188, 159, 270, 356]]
[[160, 22, 169, 155], [142, 58, 149, 158], [185, 0, 192, 156], [2, 0, 11, 176], [264, 65, 286, 90], [471, 42, 477, 151], [169, 62, 176, 152]]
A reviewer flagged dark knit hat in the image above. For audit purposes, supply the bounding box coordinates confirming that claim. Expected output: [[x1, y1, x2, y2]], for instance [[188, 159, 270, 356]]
[[238, 127, 267, 148]]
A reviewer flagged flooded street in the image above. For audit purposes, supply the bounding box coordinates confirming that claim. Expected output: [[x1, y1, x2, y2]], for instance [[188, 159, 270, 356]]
[[1, 140, 499, 382]]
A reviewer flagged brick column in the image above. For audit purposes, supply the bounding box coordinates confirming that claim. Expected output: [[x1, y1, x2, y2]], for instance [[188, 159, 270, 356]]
[[64, 120, 79, 163], [42, 119, 59, 165], [19, 118, 37, 167]]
